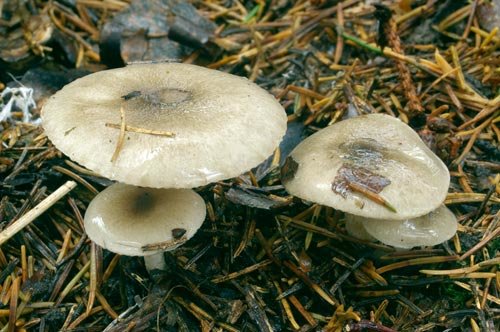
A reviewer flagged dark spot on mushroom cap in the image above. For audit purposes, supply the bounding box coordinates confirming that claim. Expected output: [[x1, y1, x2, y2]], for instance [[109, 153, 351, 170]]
[[129, 88, 192, 109], [172, 228, 187, 239], [338, 138, 385, 168], [64, 127, 76, 136], [121, 90, 141, 100], [131, 190, 155, 215], [281, 156, 299, 183]]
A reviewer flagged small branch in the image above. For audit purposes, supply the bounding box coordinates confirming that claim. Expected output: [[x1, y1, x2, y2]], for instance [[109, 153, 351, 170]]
[[0, 181, 77, 246]]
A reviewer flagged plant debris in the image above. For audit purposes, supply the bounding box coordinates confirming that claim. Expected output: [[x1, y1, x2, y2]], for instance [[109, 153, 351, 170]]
[[0, 1, 499, 331]]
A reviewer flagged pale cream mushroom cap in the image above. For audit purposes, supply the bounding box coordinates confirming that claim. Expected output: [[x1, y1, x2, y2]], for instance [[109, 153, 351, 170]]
[[42, 63, 287, 188], [282, 114, 450, 220], [350, 205, 458, 249], [84, 183, 206, 256], [345, 214, 376, 241]]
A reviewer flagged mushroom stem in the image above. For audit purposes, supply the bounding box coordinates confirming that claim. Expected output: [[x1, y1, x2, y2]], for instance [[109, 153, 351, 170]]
[[143, 253, 167, 271]]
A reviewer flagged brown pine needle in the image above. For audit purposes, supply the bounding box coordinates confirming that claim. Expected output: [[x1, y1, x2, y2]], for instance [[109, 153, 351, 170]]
[[56, 261, 91, 305], [288, 295, 317, 327], [288, 85, 326, 100], [347, 182, 397, 213], [355, 289, 399, 297], [457, 100, 500, 130], [102, 254, 121, 283], [420, 257, 500, 275], [52, 165, 99, 195], [110, 106, 126, 163], [361, 261, 388, 286], [459, 227, 500, 261], [56, 229, 72, 263], [8, 276, 20, 332], [454, 281, 500, 306], [212, 259, 273, 283], [450, 272, 497, 279], [376, 256, 458, 274], [105, 123, 176, 137], [67, 306, 104, 330], [453, 116, 492, 166], [283, 260, 336, 305], [95, 290, 118, 319], [21, 245, 27, 283], [333, 2, 344, 65], [445, 192, 500, 204], [274, 282, 300, 330], [87, 243, 98, 316]]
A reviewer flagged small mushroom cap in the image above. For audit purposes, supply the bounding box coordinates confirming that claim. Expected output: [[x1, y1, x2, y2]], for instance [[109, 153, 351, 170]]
[[282, 114, 450, 220], [345, 214, 376, 241], [356, 205, 458, 249], [84, 183, 206, 256], [42, 63, 287, 188]]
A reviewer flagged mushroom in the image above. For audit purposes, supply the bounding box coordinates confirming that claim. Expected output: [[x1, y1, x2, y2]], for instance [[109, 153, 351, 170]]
[[41, 63, 287, 269], [345, 205, 457, 249], [41, 62, 287, 188], [344, 215, 376, 242], [281, 114, 456, 248], [84, 183, 206, 271]]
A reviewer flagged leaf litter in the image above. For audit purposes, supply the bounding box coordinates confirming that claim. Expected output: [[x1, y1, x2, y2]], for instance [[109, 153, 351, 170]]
[[0, 0, 499, 331]]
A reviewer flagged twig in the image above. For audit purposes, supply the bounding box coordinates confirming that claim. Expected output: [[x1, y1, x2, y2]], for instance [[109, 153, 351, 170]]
[[375, 4, 423, 116], [0, 181, 77, 246], [105, 123, 176, 137], [459, 227, 500, 261], [110, 106, 126, 163], [334, 2, 344, 64]]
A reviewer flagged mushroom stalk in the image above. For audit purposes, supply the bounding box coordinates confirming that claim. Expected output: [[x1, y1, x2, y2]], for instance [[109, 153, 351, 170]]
[[143, 253, 167, 271]]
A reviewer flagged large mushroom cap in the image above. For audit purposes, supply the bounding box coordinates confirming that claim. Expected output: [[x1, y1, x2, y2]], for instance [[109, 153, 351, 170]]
[[84, 183, 206, 256], [282, 114, 450, 220], [42, 63, 287, 188], [348, 205, 457, 249]]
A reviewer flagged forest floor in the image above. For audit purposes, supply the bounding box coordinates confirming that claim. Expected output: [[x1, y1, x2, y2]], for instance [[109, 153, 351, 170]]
[[0, 0, 499, 331]]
